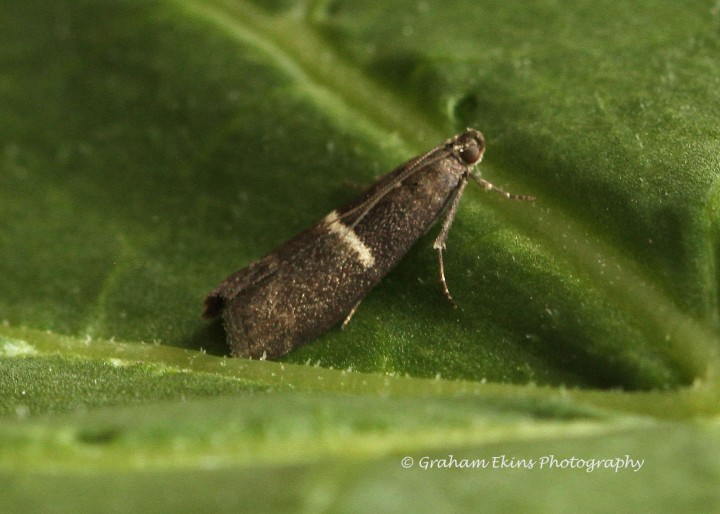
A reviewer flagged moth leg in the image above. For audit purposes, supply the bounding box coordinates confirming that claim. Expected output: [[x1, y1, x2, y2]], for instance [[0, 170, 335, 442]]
[[437, 248, 456, 307], [341, 299, 363, 329], [470, 174, 535, 201], [433, 178, 469, 306]]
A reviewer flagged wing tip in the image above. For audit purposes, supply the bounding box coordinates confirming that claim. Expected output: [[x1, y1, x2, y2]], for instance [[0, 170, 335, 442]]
[[203, 294, 225, 319]]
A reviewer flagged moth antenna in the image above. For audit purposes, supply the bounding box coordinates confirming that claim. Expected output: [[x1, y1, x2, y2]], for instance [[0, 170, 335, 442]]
[[471, 174, 535, 201]]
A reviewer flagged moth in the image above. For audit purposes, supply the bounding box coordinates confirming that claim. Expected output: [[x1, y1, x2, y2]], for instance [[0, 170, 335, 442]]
[[204, 129, 533, 359]]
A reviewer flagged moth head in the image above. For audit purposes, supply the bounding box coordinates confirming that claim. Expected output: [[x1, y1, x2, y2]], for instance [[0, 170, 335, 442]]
[[455, 128, 486, 167]]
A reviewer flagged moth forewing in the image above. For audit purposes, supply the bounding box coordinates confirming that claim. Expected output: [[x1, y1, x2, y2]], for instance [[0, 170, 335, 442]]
[[204, 128, 532, 359]]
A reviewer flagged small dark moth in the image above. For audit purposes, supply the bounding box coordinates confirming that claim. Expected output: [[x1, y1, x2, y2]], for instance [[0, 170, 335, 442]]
[[204, 129, 534, 359]]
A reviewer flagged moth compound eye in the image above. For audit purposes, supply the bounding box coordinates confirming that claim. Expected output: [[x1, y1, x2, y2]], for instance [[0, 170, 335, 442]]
[[459, 143, 481, 165]]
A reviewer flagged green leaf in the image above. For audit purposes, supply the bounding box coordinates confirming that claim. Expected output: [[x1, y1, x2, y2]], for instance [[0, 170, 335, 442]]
[[1, 0, 719, 511]]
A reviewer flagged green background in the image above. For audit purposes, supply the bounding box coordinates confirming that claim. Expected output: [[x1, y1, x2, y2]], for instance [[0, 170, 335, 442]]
[[1, 0, 719, 511]]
